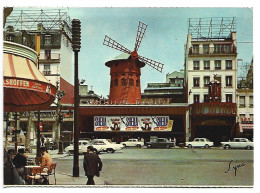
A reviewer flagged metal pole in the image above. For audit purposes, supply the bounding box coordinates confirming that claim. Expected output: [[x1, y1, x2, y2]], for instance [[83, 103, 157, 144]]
[[14, 112, 18, 153], [73, 50, 79, 177], [36, 111, 41, 157]]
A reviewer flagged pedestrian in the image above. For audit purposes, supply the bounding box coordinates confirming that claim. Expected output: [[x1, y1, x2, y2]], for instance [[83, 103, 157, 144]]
[[12, 148, 27, 180], [41, 135, 45, 146], [45, 137, 50, 150], [40, 147, 53, 184], [83, 146, 103, 185]]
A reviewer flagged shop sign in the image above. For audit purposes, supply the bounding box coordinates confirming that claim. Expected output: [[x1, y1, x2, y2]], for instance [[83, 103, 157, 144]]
[[94, 116, 172, 132]]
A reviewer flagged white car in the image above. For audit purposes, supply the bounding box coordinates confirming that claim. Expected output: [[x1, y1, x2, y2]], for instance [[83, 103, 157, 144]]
[[185, 138, 214, 148], [92, 139, 124, 153], [120, 139, 144, 147], [65, 140, 91, 155]]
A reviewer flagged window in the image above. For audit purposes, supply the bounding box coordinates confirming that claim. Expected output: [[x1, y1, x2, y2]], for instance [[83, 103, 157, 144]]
[[214, 60, 221, 70], [226, 76, 232, 87], [121, 78, 127, 86], [226, 94, 232, 102], [249, 96, 253, 107], [239, 96, 245, 108], [204, 94, 209, 102], [193, 61, 200, 70], [249, 114, 254, 122], [45, 50, 51, 59], [114, 79, 118, 86], [129, 78, 134, 86], [203, 76, 210, 87], [203, 45, 209, 54], [204, 61, 210, 70], [193, 77, 200, 87], [43, 64, 51, 75], [6, 35, 15, 42], [44, 35, 52, 45], [193, 45, 199, 54], [216, 76, 221, 83], [136, 80, 140, 87], [214, 44, 231, 53], [226, 60, 232, 70], [193, 94, 200, 103]]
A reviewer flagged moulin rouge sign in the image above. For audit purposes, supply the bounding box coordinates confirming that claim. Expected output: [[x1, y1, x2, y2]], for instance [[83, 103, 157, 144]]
[[94, 116, 173, 132]]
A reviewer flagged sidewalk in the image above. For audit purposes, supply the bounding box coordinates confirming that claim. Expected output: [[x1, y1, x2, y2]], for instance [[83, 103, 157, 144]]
[[25, 150, 106, 186]]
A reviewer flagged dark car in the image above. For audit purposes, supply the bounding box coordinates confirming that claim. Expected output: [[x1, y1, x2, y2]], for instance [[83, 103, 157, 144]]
[[145, 138, 175, 148]]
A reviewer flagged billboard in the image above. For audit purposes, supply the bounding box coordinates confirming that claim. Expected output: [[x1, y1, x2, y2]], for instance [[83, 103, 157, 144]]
[[94, 116, 173, 132]]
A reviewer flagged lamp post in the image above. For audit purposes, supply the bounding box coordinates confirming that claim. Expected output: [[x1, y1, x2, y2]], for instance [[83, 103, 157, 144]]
[[4, 112, 10, 150], [72, 19, 81, 177]]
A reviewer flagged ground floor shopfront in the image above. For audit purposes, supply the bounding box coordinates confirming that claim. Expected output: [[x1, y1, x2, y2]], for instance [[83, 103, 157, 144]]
[[79, 105, 189, 145]]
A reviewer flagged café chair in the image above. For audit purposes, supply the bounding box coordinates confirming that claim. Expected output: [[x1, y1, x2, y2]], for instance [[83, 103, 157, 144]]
[[40, 163, 57, 185], [27, 167, 44, 185]]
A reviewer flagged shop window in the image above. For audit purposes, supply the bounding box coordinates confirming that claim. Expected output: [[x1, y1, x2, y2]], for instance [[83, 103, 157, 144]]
[[193, 61, 200, 70]]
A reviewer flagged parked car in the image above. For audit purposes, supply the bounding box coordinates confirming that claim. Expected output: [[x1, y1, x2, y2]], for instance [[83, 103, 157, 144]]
[[145, 138, 175, 148], [120, 138, 144, 147], [221, 138, 253, 150], [185, 138, 214, 148], [65, 140, 91, 155], [92, 139, 124, 153]]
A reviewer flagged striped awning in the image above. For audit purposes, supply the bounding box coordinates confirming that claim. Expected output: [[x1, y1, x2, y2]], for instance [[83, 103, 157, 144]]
[[239, 123, 253, 132], [3, 41, 56, 112]]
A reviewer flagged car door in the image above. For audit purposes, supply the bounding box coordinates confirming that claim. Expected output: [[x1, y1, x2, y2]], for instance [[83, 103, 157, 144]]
[[194, 138, 200, 147], [200, 139, 205, 147]]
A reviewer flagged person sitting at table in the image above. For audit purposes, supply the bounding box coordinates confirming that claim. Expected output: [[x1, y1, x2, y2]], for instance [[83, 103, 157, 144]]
[[12, 148, 27, 180], [40, 147, 53, 184]]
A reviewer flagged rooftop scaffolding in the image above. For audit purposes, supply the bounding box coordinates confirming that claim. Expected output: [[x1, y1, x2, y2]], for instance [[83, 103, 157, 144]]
[[188, 17, 236, 40], [4, 8, 72, 33]]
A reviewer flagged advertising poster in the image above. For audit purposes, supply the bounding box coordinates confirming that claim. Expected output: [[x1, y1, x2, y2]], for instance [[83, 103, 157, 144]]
[[94, 116, 171, 131]]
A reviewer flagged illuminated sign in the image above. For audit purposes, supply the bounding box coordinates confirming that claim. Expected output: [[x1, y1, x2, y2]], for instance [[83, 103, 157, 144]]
[[94, 116, 172, 132]]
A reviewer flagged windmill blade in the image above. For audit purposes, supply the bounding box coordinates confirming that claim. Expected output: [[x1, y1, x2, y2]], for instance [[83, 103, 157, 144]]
[[139, 55, 164, 73], [134, 21, 148, 51], [103, 35, 131, 54]]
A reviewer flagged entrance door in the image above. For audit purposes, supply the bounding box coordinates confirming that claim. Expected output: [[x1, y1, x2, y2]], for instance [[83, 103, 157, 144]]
[[195, 126, 231, 146]]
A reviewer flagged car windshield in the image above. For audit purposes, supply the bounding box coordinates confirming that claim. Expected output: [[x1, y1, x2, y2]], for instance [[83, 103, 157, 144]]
[[206, 139, 210, 142]]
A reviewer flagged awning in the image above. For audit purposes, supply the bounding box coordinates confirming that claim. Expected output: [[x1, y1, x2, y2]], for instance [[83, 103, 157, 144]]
[[3, 41, 56, 112]]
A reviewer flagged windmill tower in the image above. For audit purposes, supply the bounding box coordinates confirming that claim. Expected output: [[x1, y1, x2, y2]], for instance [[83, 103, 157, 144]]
[[103, 21, 164, 104]]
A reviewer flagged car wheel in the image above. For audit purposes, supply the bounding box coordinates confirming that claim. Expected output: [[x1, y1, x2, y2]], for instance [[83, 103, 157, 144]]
[[147, 144, 151, 148], [136, 144, 141, 147], [204, 144, 209, 149], [123, 144, 126, 147], [224, 145, 230, 149], [107, 148, 115, 153], [188, 144, 192, 148], [68, 150, 74, 155], [246, 145, 252, 150]]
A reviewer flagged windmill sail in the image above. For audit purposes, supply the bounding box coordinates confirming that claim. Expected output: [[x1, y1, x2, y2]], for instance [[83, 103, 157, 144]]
[[103, 35, 131, 54], [139, 55, 164, 73], [134, 21, 148, 51]]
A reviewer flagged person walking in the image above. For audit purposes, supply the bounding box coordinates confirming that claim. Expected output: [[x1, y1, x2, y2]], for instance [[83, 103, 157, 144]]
[[41, 135, 45, 147], [83, 146, 103, 185]]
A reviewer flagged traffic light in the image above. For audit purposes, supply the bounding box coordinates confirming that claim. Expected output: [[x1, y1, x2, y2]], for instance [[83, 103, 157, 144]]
[[58, 114, 63, 123], [72, 19, 81, 51]]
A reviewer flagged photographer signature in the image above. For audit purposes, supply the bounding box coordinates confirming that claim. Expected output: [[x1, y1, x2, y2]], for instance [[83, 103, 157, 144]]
[[225, 160, 245, 176]]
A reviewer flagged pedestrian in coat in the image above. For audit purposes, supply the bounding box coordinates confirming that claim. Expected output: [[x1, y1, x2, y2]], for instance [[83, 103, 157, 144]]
[[83, 146, 103, 185]]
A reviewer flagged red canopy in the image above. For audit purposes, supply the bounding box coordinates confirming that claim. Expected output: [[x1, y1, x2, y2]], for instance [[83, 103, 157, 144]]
[[3, 41, 56, 112]]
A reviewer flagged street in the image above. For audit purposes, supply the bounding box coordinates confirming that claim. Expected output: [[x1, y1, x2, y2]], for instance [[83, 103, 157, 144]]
[[54, 147, 253, 186]]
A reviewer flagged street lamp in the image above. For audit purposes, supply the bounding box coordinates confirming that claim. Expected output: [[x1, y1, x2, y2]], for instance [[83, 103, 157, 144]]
[[72, 19, 81, 177]]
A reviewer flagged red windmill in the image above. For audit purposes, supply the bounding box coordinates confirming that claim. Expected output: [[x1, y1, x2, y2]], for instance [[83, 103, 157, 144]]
[[103, 21, 164, 104]]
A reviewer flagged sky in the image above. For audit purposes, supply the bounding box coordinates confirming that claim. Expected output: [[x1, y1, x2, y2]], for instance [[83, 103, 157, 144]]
[[65, 7, 253, 97]]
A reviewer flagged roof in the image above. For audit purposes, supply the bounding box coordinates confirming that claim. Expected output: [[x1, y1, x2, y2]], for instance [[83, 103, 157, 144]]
[[106, 53, 131, 63]]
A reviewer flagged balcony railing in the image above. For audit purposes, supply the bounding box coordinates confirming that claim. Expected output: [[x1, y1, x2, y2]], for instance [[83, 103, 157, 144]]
[[189, 46, 237, 55], [190, 102, 237, 116]]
